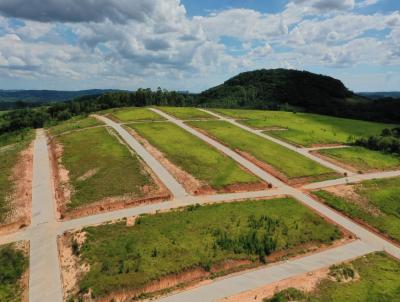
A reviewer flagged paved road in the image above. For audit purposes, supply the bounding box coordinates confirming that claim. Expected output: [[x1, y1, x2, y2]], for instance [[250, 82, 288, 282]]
[[94, 115, 188, 199], [200, 109, 354, 176], [156, 240, 376, 302]]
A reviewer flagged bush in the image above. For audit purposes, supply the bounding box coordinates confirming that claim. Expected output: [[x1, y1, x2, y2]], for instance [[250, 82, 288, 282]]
[[263, 287, 306, 302]]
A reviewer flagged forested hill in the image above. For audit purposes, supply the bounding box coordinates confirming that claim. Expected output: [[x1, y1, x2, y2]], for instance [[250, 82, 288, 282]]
[[198, 69, 358, 110]]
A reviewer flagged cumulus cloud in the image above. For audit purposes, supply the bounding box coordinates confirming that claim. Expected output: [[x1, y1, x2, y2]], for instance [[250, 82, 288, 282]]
[[291, 0, 355, 12]]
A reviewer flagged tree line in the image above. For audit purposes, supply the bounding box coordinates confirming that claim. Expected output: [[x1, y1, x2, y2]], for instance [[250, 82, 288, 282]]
[[354, 127, 400, 155]]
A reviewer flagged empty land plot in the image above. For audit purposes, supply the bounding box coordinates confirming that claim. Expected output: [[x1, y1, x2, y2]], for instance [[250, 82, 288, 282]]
[[316, 146, 400, 172], [0, 130, 34, 226], [264, 252, 400, 302], [212, 108, 395, 147], [188, 120, 337, 183], [107, 107, 165, 122], [52, 127, 167, 217], [48, 116, 102, 136], [313, 177, 400, 242], [157, 106, 216, 120], [63, 198, 343, 301], [0, 242, 29, 302], [127, 122, 264, 193]]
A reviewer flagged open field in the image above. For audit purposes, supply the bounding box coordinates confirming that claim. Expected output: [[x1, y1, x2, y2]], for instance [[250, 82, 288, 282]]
[[157, 106, 216, 120], [107, 107, 165, 122], [316, 147, 400, 172], [64, 198, 342, 300], [212, 109, 395, 147], [264, 252, 400, 302], [127, 122, 264, 193], [188, 120, 337, 183], [47, 116, 102, 136], [0, 242, 28, 302], [0, 129, 33, 148], [0, 130, 34, 225], [53, 126, 165, 213], [313, 177, 400, 242]]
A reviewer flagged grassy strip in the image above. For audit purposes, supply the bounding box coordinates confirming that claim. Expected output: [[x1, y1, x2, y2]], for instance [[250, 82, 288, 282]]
[[314, 177, 400, 242], [58, 127, 157, 209], [0, 130, 34, 223], [74, 198, 341, 299], [109, 107, 165, 122], [128, 122, 261, 190], [212, 108, 394, 147], [317, 147, 400, 172], [264, 252, 400, 302], [48, 116, 102, 136], [0, 129, 33, 148], [188, 120, 334, 180], [157, 106, 216, 120], [0, 243, 28, 302]]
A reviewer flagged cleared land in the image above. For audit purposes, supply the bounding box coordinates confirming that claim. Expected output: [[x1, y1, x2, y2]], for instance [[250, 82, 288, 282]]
[[188, 120, 337, 183], [0, 242, 28, 302], [108, 107, 165, 122], [53, 126, 166, 214], [264, 252, 400, 302], [0, 130, 34, 225], [313, 177, 400, 242], [64, 198, 342, 300], [317, 146, 400, 172], [127, 122, 264, 193], [48, 116, 102, 136], [212, 109, 395, 147], [157, 106, 216, 120]]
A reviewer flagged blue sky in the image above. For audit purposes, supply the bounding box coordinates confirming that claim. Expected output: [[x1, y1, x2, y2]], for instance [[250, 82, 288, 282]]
[[0, 0, 398, 92]]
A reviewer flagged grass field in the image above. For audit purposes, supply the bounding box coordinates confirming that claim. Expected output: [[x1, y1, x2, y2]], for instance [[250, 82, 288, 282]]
[[128, 122, 261, 190], [108, 107, 165, 122], [188, 120, 335, 181], [264, 252, 400, 302], [157, 106, 216, 120], [57, 127, 157, 209], [0, 130, 34, 223], [314, 177, 400, 242], [0, 243, 28, 302], [0, 128, 33, 148], [317, 147, 400, 172], [212, 109, 395, 147], [48, 116, 102, 136], [73, 198, 341, 299]]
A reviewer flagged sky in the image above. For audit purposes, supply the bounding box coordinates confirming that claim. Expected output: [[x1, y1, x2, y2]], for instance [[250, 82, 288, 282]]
[[0, 0, 399, 92]]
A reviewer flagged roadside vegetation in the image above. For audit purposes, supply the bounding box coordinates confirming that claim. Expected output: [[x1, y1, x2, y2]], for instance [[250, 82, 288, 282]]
[[188, 120, 336, 182], [0, 130, 34, 223], [157, 106, 215, 120], [264, 252, 400, 302], [128, 122, 262, 191], [57, 127, 158, 209], [72, 198, 341, 299], [212, 109, 394, 147], [317, 147, 400, 172], [354, 127, 400, 155], [107, 107, 165, 122], [0, 243, 28, 302], [47, 116, 102, 136], [314, 177, 400, 242]]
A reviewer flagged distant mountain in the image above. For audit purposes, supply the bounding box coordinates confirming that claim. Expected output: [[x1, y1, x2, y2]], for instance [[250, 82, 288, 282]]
[[358, 91, 400, 100], [0, 89, 124, 104]]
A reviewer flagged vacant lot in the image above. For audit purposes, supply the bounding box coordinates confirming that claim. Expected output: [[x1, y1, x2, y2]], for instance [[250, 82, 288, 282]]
[[189, 120, 336, 183], [68, 198, 341, 300], [264, 252, 400, 302], [157, 106, 216, 120], [54, 127, 164, 213], [0, 130, 34, 225], [108, 107, 165, 122], [48, 116, 102, 136], [317, 147, 400, 172], [128, 122, 263, 192], [314, 177, 400, 242], [212, 109, 394, 147], [0, 242, 28, 302]]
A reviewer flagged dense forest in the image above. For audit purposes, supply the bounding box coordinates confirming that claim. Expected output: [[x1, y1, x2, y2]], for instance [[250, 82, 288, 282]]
[[1, 69, 399, 136]]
